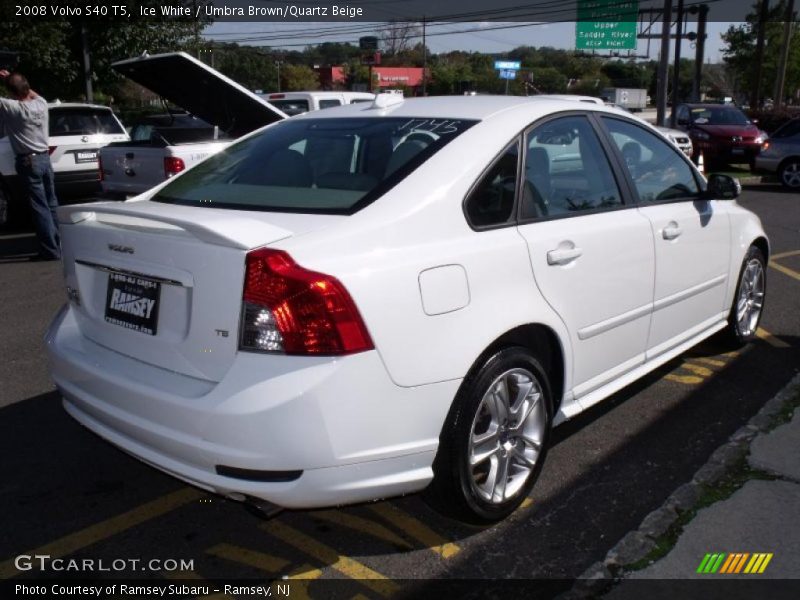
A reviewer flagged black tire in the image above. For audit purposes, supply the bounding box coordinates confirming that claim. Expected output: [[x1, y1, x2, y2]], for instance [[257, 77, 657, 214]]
[[425, 347, 553, 524], [778, 158, 800, 189], [722, 246, 767, 346], [0, 181, 8, 227]]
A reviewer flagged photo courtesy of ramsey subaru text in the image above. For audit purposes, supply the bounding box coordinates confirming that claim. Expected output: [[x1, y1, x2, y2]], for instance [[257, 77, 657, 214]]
[[46, 88, 768, 524]]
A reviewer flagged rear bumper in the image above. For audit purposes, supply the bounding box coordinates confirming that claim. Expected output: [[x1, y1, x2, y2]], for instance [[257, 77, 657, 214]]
[[54, 169, 101, 199], [46, 306, 458, 508]]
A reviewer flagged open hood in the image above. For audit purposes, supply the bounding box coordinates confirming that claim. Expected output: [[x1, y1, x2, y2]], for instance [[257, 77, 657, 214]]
[[112, 52, 286, 138]]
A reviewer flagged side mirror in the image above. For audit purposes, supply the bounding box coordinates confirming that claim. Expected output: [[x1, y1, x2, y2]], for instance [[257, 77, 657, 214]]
[[706, 173, 741, 200]]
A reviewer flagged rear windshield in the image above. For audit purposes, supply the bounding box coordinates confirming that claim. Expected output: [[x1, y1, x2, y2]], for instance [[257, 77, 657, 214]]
[[49, 108, 125, 135], [690, 107, 750, 126], [267, 99, 310, 116], [152, 117, 477, 215]]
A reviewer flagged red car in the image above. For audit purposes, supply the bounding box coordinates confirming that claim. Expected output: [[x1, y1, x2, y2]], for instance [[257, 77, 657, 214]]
[[674, 104, 766, 168]]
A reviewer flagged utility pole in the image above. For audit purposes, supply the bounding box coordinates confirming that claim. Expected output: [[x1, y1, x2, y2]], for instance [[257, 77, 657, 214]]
[[422, 16, 427, 96], [773, 0, 795, 109], [80, 24, 93, 103], [275, 61, 282, 92], [751, 0, 770, 109], [656, 0, 673, 127], [671, 0, 685, 128], [692, 4, 708, 102]]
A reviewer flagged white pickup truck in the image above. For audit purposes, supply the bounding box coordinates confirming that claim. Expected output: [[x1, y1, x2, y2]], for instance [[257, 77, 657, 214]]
[[99, 52, 286, 199]]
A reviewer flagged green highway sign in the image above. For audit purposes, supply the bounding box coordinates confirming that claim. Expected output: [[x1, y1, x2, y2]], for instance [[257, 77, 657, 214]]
[[576, 0, 638, 50]]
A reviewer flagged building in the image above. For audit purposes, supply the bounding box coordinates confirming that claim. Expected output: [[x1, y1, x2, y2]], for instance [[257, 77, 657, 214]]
[[316, 66, 427, 95]]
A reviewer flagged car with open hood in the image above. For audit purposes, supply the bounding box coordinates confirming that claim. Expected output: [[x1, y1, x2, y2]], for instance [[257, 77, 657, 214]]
[[99, 52, 285, 199], [48, 94, 768, 524]]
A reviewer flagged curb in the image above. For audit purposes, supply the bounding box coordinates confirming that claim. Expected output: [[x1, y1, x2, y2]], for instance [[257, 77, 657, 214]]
[[563, 371, 800, 598]]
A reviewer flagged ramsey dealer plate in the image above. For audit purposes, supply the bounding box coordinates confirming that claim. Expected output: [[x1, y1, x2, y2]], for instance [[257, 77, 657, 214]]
[[104, 271, 161, 335], [74, 150, 98, 163]]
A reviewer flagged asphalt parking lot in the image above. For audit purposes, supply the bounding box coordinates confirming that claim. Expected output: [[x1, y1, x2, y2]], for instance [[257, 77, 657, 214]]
[[1, 184, 798, 596]]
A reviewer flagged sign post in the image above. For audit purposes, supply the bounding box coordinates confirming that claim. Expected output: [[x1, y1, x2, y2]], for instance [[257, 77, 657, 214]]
[[494, 60, 521, 95], [576, 0, 638, 50]]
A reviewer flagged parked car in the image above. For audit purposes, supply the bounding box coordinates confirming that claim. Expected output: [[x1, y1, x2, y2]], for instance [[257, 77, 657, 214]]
[[99, 52, 284, 199], [0, 102, 128, 224], [604, 101, 693, 157], [47, 95, 768, 524], [754, 117, 800, 189], [673, 103, 766, 168], [261, 91, 376, 116]]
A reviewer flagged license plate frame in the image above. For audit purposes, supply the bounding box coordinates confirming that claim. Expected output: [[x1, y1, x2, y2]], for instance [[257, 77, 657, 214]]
[[104, 271, 161, 335], [74, 150, 98, 163]]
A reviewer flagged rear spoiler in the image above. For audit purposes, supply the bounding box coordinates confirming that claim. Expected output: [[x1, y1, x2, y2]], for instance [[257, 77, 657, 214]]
[[57, 202, 292, 251]]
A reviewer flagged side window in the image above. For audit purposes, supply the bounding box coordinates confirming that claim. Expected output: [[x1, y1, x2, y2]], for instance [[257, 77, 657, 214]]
[[464, 140, 519, 228], [602, 117, 699, 202], [318, 99, 342, 109], [521, 115, 622, 220]]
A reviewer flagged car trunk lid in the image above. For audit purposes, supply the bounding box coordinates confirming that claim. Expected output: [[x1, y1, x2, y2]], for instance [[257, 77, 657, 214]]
[[112, 52, 286, 138], [57, 200, 341, 382]]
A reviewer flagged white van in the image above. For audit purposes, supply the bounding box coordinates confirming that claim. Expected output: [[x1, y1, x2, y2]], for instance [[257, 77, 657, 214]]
[[261, 91, 375, 116]]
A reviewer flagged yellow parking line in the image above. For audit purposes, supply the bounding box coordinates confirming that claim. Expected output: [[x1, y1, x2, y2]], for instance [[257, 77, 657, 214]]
[[284, 563, 323, 600], [311, 510, 413, 550], [682, 362, 714, 377], [262, 520, 398, 598], [520, 498, 534, 509], [664, 373, 703, 385], [693, 357, 727, 368], [0, 488, 203, 580], [770, 250, 800, 260], [756, 327, 791, 348], [769, 261, 800, 282], [206, 543, 289, 573], [367, 503, 460, 559]]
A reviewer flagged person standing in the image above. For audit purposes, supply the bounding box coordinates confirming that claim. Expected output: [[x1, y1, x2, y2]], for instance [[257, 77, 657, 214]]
[[0, 69, 60, 260]]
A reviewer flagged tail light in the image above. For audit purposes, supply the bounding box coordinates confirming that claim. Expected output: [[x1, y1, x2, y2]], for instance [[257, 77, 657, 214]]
[[240, 248, 373, 355], [164, 156, 186, 178], [48, 146, 56, 155], [97, 154, 104, 181]]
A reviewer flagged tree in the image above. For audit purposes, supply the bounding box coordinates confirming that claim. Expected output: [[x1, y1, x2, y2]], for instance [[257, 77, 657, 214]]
[[379, 22, 422, 56], [0, 1, 201, 101], [280, 64, 319, 91], [721, 1, 800, 104], [209, 44, 278, 92]]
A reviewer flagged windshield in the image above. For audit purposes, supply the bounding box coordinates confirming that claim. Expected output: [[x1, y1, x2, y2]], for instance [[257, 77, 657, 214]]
[[690, 107, 750, 126], [152, 117, 477, 214], [49, 108, 125, 135], [772, 119, 800, 139]]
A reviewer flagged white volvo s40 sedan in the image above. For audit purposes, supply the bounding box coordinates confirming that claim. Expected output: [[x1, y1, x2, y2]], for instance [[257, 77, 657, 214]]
[[46, 95, 768, 523]]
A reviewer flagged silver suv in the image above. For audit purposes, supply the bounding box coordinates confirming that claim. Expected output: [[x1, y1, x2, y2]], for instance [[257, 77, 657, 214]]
[[0, 102, 128, 224]]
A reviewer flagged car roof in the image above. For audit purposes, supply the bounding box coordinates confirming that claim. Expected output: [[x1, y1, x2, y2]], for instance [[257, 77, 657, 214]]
[[289, 95, 623, 122], [47, 102, 114, 111]]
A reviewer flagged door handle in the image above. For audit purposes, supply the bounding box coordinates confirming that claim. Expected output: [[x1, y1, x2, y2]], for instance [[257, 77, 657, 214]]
[[662, 223, 683, 240], [547, 246, 583, 265]]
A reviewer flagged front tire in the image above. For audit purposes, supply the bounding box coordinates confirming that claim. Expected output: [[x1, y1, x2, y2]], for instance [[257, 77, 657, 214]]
[[778, 158, 800, 189], [426, 347, 552, 524], [724, 246, 766, 345]]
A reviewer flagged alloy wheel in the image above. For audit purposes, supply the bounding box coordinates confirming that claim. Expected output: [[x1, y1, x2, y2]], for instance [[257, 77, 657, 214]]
[[468, 368, 546, 504], [736, 258, 765, 337]]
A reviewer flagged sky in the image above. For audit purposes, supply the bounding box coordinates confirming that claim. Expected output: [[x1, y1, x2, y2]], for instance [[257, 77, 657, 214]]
[[203, 21, 739, 63]]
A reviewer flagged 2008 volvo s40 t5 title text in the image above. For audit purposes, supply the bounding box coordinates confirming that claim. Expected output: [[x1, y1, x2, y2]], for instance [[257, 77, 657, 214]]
[[46, 92, 767, 523]]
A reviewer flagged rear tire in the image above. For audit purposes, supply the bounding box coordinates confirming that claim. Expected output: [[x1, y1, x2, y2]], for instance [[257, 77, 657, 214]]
[[425, 347, 552, 524], [723, 246, 766, 346]]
